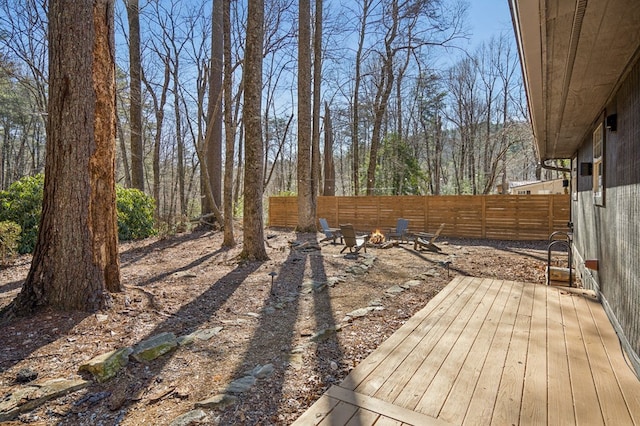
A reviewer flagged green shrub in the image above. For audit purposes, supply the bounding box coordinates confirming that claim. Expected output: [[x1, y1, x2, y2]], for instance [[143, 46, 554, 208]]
[[0, 174, 44, 254], [116, 186, 157, 240], [0, 220, 22, 264], [0, 176, 157, 252]]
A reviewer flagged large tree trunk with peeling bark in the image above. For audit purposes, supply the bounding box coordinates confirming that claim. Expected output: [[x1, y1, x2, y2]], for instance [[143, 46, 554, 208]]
[[9, 0, 121, 315]]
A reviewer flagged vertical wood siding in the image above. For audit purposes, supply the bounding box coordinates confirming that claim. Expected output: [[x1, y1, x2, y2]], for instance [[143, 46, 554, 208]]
[[574, 56, 640, 359]]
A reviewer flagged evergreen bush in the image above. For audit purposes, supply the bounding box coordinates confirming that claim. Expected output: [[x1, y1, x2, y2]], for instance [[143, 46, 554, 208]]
[[0, 175, 158, 253], [116, 186, 157, 241], [0, 174, 44, 253], [0, 220, 22, 264]]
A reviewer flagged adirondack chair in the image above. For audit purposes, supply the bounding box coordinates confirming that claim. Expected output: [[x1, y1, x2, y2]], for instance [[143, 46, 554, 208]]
[[414, 223, 445, 252], [388, 218, 410, 243], [339, 224, 369, 254], [319, 218, 342, 244]]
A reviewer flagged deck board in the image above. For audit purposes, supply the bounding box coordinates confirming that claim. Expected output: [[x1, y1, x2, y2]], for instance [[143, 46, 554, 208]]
[[415, 279, 507, 419], [546, 287, 575, 425], [456, 280, 518, 425], [365, 277, 486, 401], [561, 289, 604, 425], [490, 281, 534, 425], [293, 277, 640, 425], [391, 278, 493, 410]]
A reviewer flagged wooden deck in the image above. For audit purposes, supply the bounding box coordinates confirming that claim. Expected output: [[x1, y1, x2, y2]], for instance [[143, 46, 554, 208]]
[[293, 277, 640, 425]]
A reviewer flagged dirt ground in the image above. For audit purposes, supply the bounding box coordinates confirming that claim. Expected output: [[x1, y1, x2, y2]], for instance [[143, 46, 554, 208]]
[[0, 227, 554, 425]]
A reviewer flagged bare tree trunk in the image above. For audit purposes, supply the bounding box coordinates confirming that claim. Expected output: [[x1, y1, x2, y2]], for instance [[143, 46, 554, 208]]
[[395, 49, 411, 137], [365, 0, 398, 196], [10, 0, 120, 315], [170, 62, 187, 215], [297, 0, 315, 231], [126, 0, 144, 191], [222, 0, 235, 247], [240, 0, 268, 260], [434, 115, 443, 195], [115, 109, 131, 187], [202, 0, 223, 221], [323, 102, 335, 195], [311, 0, 323, 198], [141, 62, 170, 220], [264, 114, 294, 189], [352, 0, 372, 196], [234, 122, 244, 206]]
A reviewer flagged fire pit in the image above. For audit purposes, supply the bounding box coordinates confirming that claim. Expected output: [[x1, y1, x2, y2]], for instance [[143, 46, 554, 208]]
[[368, 230, 397, 248], [370, 229, 385, 245]]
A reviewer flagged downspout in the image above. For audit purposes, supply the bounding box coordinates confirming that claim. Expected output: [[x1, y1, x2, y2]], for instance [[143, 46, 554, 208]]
[[541, 159, 573, 229], [540, 159, 570, 173]]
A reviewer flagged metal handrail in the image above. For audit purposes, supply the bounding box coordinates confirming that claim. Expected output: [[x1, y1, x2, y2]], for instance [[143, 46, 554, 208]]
[[547, 239, 573, 287]]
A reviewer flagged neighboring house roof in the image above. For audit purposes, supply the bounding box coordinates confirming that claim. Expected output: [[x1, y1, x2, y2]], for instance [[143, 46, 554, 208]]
[[509, 0, 640, 161]]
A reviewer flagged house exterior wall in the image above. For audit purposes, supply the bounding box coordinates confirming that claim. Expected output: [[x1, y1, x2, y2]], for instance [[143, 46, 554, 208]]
[[573, 55, 640, 371], [510, 179, 566, 195]]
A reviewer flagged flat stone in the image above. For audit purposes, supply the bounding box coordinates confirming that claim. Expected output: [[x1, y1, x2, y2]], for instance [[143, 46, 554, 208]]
[[78, 347, 133, 382], [361, 257, 376, 267], [346, 307, 376, 319], [369, 299, 383, 307], [131, 332, 178, 362], [173, 272, 198, 279], [195, 394, 237, 410], [190, 327, 223, 341], [346, 266, 367, 275], [226, 375, 256, 394], [176, 335, 196, 346], [220, 319, 247, 326], [0, 378, 90, 422], [327, 277, 344, 287], [291, 345, 307, 354], [288, 353, 304, 370], [169, 409, 209, 426], [404, 279, 422, 288], [178, 327, 223, 346], [302, 279, 328, 293], [421, 269, 440, 277], [385, 285, 405, 294], [250, 364, 275, 379]]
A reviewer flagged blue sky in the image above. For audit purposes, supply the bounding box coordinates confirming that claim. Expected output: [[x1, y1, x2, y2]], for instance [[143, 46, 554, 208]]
[[466, 0, 514, 47]]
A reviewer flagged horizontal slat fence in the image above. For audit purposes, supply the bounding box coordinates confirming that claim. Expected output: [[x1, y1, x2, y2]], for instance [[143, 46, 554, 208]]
[[269, 194, 570, 241]]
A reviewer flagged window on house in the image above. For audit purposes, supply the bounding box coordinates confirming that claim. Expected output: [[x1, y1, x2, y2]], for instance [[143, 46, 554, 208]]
[[593, 123, 604, 206]]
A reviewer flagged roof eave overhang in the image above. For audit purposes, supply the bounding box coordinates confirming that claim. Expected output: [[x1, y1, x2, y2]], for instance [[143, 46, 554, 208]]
[[510, 0, 640, 161]]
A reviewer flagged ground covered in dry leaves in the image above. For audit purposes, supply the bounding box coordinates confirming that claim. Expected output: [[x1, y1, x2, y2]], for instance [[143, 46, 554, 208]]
[[0, 228, 553, 425]]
